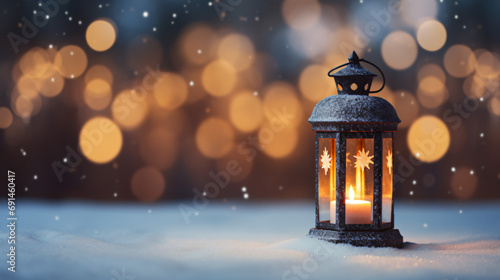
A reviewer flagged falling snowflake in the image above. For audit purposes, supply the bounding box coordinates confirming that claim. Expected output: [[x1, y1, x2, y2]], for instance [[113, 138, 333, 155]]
[[386, 150, 392, 174], [354, 148, 374, 171], [320, 148, 332, 175]]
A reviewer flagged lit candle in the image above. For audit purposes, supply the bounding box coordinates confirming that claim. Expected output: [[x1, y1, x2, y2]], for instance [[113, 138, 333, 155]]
[[330, 185, 372, 224]]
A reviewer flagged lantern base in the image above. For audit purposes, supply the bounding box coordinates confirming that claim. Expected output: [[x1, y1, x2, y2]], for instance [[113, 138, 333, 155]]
[[308, 228, 403, 248]]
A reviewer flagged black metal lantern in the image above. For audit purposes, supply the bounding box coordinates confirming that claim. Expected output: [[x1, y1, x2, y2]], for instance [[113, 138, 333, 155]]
[[307, 51, 403, 248]]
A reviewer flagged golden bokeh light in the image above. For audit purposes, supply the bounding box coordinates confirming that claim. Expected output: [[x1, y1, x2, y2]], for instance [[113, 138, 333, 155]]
[[401, 0, 438, 27], [450, 167, 478, 199], [127, 35, 163, 71], [416, 20, 446, 52], [239, 64, 263, 89], [202, 60, 237, 97], [416, 71, 449, 115], [330, 27, 365, 58], [85, 65, 113, 85], [153, 72, 188, 109], [444, 45, 477, 78], [84, 79, 112, 111], [382, 31, 418, 70], [259, 125, 298, 159], [181, 67, 206, 104], [46, 45, 58, 61], [179, 24, 218, 65], [417, 64, 446, 83], [38, 67, 65, 98], [86, 19, 117, 52], [130, 166, 166, 202], [111, 89, 149, 130], [420, 76, 445, 95], [14, 95, 33, 119], [475, 51, 500, 79], [196, 118, 234, 158], [54, 45, 88, 79], [229, 90, 264, 132], [299, 64, 336, 102], [417, 81, 448, 109], [0, 107, 14, 129], [12, 90, 43, 119], [323, 52, 345, 69], [139, 128, 178, 170], [262, 82, 303, 128], [19, 47, 51, 78], [407, 115, 450, 163], [393, 91, 419, 128], [217, 33, 255, 72], [487, 97, 500, 116], [16, 75, 40, 99], [463, 74, 487, 99], [79, 117, 122, 164], [282, 0, 321, 31]]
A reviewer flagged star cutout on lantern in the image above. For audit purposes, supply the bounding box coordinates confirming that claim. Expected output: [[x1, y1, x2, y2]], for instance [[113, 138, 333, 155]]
[[386, 150, 393, 174], [346, 152, 351, 163], [320, 147, 332, 175], [354, 148, 374, 171]]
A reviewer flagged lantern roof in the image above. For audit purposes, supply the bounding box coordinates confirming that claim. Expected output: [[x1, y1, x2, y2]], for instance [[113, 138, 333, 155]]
[[309, 95, 400, 124], [330, 51, 376, 78], [309, 51, 400, 131], [309, 94, 400, 131]]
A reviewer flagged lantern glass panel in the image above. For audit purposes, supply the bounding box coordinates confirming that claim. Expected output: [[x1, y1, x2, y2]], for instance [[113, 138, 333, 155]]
[[345, 138, 374, 225], [318, 138, 336, 223], [382, 137, 393, 223]]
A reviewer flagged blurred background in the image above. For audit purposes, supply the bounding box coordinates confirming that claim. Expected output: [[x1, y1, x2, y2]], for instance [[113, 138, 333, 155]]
[[0, 0, 499, 202]]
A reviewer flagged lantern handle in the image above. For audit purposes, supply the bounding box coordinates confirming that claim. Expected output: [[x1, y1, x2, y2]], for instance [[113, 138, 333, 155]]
[[327, 58, 385, 94], [361, 59, 385, 93]]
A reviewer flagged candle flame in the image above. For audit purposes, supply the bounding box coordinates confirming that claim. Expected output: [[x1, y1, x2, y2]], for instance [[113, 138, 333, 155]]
[[349, 185, 354, 201]]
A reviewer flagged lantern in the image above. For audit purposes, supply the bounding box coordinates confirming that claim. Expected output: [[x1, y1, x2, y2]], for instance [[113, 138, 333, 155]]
[[307, 51, 403, 248]]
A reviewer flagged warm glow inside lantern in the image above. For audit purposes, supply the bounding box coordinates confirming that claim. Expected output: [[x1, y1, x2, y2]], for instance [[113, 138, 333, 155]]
[[308, 51, 403, 248]]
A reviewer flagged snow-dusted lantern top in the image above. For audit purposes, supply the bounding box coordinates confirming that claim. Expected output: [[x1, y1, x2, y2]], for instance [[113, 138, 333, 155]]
[[307, 51, 403, 248]]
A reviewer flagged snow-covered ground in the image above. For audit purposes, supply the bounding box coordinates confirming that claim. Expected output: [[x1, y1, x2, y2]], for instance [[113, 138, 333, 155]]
[[1, 200, 499, 280]]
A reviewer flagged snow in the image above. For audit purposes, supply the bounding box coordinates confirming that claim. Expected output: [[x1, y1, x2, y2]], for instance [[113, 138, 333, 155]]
[[1, 200, 500, 280]]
